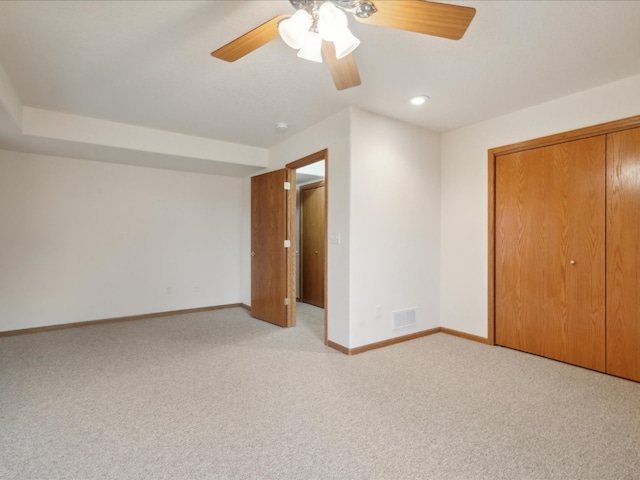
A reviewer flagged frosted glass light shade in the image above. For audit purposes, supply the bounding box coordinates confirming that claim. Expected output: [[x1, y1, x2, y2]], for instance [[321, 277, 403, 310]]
[[297, 31, 323, 63], [279, 10, 313, 49], [333, 27, 360, 59], [317, 2, 348, 42]]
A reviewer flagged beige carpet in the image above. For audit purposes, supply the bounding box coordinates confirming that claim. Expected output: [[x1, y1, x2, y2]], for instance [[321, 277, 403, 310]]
[[1, 303, 639, 479]]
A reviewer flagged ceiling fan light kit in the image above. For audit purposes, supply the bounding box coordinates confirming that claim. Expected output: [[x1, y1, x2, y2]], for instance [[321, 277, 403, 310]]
[[331, 27, 360, 60], [317, 2, 361, 59], [297, 30, 324, 62], [211, 1, 476, 91], [278, 9, 313, 49], [280, 1, 361, 63], [317, 2, 348, 42]]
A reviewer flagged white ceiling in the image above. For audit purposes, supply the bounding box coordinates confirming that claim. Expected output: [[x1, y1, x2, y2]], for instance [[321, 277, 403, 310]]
[[297, 160, 325, 185], [0, 1, 639, 169]]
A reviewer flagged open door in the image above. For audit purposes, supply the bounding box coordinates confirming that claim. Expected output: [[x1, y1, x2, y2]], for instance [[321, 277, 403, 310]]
[[251, 169, 296, 327]]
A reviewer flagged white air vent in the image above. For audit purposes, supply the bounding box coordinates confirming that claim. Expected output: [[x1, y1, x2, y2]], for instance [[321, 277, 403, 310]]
[[392, 307, 417, 330]]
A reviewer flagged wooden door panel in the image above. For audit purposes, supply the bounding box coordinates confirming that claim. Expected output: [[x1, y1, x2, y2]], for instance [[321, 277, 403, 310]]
[[607, 127, 640, 381], [300, 182, 325, 307], [251, 170, 291, 327], [559, 137, 606, 369], [495, 136, 606, 371], [495, 150, 547, 354]]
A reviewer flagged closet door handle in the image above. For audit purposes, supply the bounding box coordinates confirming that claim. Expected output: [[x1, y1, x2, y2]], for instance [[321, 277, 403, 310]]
[[569, 260, 576, 265]]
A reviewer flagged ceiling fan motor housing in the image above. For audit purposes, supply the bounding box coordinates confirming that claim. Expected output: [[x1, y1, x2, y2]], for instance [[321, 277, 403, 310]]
[[289, 0, 377, 18]]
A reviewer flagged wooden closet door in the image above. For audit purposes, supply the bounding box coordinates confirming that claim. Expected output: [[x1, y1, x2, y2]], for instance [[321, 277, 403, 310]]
[[495, 136, 606, 371], [300, 182, 325, 308], [606, 127, 640, 381]]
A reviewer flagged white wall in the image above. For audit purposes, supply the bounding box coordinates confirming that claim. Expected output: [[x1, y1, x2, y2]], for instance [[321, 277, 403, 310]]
[[440, 73, 640, 338], [349, 109, 441, 348], [0, 61, 22, 129], [0, 149, 244, 332], [248, 107, 441, 349], [22, 107, 268, 171]]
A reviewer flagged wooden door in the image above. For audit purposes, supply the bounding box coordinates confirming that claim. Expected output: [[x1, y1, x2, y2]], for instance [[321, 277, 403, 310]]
[[495, 136, 606, 371], [606, 127, 640, 381], [251, 169, 296, 327], [300, 181, 325, 307]]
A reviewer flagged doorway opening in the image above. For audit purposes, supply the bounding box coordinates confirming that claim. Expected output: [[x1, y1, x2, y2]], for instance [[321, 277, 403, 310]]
[[287, 150, 328, 344]]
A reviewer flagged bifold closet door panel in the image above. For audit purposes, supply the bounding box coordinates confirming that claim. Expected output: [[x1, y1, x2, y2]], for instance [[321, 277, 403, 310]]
[[606, 127, 640, 382], [495, 136, 606, 371]]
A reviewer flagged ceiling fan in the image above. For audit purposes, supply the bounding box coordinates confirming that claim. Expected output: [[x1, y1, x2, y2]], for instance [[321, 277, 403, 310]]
[[211, 0, 475, 91]]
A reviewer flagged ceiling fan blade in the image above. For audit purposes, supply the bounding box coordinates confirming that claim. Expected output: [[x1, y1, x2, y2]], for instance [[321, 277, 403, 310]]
[[322, 41, 362, 91], [356, 0, 475, 40], [211, 14, 290, 62]]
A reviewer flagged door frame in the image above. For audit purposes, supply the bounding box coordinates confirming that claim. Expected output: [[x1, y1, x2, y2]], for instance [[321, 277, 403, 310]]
[[287, 149, 329, 344], [487, 115, 640, 346]]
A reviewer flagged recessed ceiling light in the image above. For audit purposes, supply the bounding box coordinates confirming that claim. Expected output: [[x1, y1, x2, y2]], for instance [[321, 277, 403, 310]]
[[409, 95, 429, 106]]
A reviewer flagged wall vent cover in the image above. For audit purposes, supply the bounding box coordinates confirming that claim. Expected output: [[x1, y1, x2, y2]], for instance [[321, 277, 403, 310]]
[[392, 307, 417, 330]]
